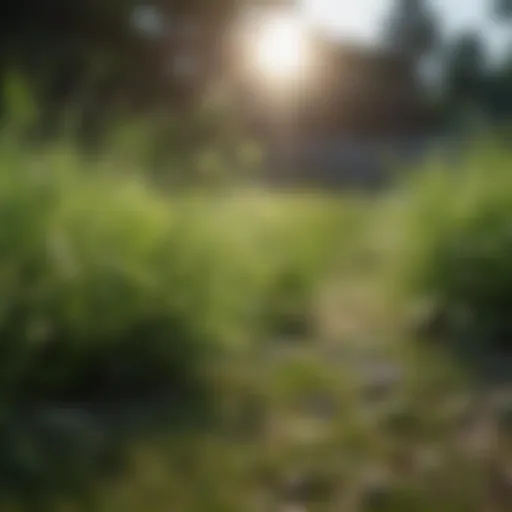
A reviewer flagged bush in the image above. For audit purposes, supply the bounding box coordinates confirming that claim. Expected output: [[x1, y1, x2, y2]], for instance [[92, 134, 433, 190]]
[[236, 193, 363, 338], [0, 157, 321, 405], [0, 148, 210, 408], [391, 145, 512, 353], [0, 144, 354, 407], [0, 138, 356, 507]]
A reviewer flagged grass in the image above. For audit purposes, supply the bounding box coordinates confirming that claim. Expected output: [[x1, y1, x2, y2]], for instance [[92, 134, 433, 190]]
[[388, 143, 512, 368], [1, 132, 512, 511], [0, 137, 364, 509]]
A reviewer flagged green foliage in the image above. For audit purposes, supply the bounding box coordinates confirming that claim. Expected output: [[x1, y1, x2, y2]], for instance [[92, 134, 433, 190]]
[[391, 143, 512, 352], [254, 194, 360, 336], [0, 146, 349, 407], [7, 109, 512, 512], [0, 146, 228, 407], [0, 73, 39, 133], [77, 140, 512, 512], [0, 135, 355, 509]]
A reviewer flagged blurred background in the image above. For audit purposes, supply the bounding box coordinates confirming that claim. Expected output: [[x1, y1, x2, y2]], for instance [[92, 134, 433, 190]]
[[2, 0, 512, 183], [0, 1, 512, 511]]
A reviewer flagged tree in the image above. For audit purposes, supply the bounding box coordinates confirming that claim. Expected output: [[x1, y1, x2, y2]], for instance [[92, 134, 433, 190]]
[[0, 0, 296, 133], [382, 0, 440, 70], [442, 30, 490, 127], [444, 31, 487, 99], [493, 0, 512, 19], [485, 48, 512, 119]]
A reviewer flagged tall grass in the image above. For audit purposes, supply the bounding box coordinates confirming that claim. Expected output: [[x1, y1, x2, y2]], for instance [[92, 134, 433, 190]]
[[0, 136, 358, 508], [389, 143, 512, 356], [0, 143, 359, 404]]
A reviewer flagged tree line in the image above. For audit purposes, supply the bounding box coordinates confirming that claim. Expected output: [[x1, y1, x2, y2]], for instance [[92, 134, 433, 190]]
[[0, 0, 510, 139]]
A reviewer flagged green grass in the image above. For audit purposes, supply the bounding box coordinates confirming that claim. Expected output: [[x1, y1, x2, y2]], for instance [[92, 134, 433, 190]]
[[0, 145, 355, 406], [2, 132, 512, 512], [0, 137, 364, 509], [388, 144, 512, 362]]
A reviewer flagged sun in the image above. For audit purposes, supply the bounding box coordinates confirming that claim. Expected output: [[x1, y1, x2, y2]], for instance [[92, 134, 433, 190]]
[[252, 16, 307, 80]]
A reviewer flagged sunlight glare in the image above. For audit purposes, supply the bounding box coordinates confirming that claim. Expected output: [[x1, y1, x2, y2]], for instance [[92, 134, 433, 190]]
[[253, 16, 307, 80]]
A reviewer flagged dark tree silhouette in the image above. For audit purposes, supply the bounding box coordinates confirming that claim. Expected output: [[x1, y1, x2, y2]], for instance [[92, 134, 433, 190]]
[[444, 31, 487, 103], [0, 0, 295, 130], [382, 0, 440, 66]]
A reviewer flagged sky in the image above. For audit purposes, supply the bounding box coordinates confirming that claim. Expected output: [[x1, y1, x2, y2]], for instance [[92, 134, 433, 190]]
[[302, 0, 511, 60]]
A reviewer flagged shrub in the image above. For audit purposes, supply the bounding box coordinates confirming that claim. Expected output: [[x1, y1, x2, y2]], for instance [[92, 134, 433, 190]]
[[240, 193, 363, 338], [0, 138, 356, 507], [391, 145, 512, 353], [0, 153, 201, 407], [0, 145, 355, 407]]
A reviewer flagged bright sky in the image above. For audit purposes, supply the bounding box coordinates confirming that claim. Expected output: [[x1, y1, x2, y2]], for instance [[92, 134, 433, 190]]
[[302, 0, 511, 59]]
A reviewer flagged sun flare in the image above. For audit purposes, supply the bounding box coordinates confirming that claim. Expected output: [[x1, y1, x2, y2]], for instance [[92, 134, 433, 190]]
[[253, 16, 307, 80]]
